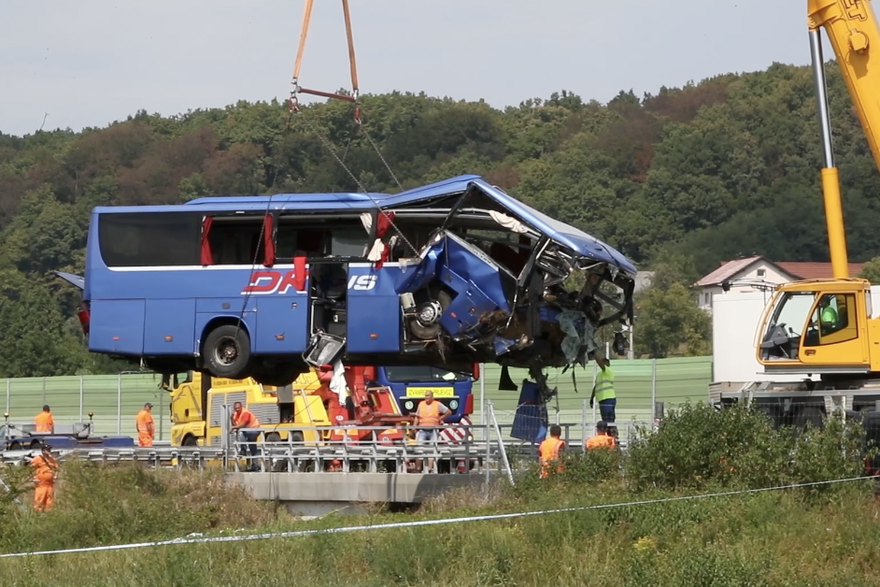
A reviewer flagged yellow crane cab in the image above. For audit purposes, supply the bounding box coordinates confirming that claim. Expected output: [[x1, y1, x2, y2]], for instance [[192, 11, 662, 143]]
[[756, 278, 878, 376]]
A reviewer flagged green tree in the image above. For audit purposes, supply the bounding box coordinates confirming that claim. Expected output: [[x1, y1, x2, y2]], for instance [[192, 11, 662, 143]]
[[636, 282, 712, 358], [0, 269, 88, 377], [859, 256, 880, 284]]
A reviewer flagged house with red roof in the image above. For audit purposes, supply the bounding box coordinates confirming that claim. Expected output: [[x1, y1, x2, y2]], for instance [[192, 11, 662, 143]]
[[694, 256, 865, 312]]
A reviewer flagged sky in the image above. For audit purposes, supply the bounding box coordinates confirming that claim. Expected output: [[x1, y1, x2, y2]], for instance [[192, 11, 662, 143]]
[[0, 1, 823, 137]]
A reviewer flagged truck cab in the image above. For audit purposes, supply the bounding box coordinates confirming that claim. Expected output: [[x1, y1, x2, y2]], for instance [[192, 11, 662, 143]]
[[376, 365, 474, 422], [167, 371, 329, 447], [756, 278, 879, 376]]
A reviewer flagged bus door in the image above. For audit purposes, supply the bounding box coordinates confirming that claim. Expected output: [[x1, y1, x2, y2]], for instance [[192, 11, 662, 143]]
[[347, 262, 400, 354], [303, 216, 401, 362]]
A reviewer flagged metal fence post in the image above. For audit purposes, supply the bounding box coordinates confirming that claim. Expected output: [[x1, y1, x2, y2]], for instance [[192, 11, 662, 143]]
[[42, 377, 46, 406], [591, 361, 598, 425], [651, 358, 657, 421], [117, 373, 122, 435], [488, 401, 514, 486], [581, 399, 588, 453], [484, 402, 491, 489], [78, 376, 84, 422], [5, 379, 9, 414], [220, 403, 231, 469], [479, 364, 485, 426]]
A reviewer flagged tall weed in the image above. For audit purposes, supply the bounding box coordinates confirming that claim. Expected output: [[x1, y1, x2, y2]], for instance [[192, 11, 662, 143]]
[[0, 461, 279, 554]]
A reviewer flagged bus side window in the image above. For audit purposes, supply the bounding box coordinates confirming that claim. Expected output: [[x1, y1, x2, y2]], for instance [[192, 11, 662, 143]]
[[205, 217, 267, 265]]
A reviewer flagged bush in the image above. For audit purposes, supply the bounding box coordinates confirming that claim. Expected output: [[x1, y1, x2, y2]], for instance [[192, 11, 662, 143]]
[[626, 402, 868, 493]]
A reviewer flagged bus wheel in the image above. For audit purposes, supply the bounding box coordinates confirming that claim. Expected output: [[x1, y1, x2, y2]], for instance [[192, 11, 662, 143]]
[[182, 436, 198, 447], [265, 433, 280, 443], [204, 325, 251, 379], [29, 440, 41, 450]]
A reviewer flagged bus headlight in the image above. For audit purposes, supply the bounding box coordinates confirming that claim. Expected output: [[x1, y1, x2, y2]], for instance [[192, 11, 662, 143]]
[[450, 400, 459, 410]]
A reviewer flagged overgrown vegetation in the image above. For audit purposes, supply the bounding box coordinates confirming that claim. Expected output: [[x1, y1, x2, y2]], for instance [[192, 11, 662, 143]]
[[0, 403, 878, 585]]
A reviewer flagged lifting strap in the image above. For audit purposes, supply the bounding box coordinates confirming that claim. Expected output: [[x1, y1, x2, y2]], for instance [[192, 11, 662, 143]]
[[285, 0, 410, 251], [289, 0, 360, 120]]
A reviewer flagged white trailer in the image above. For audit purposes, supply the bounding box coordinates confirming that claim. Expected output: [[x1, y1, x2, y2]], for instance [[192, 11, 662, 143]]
[[709, 288, 880, 426]]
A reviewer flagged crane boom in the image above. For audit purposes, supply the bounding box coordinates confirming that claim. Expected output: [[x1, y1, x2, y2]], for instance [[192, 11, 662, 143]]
[[808, 0, 880, 278], [810, 0, 880, 172]]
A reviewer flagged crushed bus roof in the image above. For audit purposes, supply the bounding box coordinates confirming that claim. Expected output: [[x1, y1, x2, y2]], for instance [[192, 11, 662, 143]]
[[381, 175, 637, 277]]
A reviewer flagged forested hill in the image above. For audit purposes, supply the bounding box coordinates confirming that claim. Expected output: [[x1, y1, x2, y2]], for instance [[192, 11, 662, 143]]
[[0, 61, 877, 376]]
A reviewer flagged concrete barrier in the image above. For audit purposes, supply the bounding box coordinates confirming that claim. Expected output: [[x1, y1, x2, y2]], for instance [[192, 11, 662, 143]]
[[227, 471, 484, 516]]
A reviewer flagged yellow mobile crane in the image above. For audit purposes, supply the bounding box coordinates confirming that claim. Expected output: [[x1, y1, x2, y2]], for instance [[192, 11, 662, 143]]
[[721, 0, 880, 425]]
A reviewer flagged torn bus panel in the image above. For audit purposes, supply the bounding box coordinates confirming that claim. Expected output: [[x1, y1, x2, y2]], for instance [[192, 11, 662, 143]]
[[382, 176, 636, 371], [396, 231, 511, 342]]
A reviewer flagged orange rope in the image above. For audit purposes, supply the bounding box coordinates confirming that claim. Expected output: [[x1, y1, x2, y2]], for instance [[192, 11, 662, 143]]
[[290, 0, 360, 103], [292, 0, 314, 84], [341, 0, 359, 95]]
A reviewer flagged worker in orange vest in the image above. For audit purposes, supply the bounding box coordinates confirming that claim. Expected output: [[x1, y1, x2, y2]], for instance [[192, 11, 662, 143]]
[[231, 401, 262, 471], [135, 403, 155, 447], [538, 424, 566, 478], [414, 390, 452, 443], [34, 405, 54, 434], [30, 443, 58, 512], [586, 421, 617, 450], [413, 390, 452, 472]]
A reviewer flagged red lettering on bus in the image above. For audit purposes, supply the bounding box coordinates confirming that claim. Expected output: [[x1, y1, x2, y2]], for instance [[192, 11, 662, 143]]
[[242, 271, 281, 294], [241, 269, 309, 295]]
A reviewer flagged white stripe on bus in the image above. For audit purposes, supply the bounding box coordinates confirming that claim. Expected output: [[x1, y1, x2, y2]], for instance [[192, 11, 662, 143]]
[[105, 261, 406, 272]]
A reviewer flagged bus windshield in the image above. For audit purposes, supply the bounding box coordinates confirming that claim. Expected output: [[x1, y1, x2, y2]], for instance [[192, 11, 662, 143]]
[[383, 366, 469, 383]]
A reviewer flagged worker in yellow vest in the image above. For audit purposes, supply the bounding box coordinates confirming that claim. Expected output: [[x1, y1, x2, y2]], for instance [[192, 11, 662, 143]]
[[538, 425, 565, 478], [590, 357, 616, 422]]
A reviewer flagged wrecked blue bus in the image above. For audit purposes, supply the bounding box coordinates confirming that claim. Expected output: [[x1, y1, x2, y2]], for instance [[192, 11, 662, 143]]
[[57, 175, 637, 395]]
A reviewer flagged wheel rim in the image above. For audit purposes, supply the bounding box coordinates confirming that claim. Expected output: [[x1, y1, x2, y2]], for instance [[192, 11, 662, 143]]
[[213, 336, 239, 367]]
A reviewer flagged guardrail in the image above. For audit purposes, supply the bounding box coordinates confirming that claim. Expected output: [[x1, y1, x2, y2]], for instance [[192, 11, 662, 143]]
[[2, 401, 654, 481]]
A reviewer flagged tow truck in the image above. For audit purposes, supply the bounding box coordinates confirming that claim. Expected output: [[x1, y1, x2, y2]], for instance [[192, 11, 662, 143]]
[[167, 365, 410, 448]]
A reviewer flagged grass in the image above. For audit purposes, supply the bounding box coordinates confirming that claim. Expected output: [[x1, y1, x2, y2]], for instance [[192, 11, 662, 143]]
[[0, 402, 878, 585]]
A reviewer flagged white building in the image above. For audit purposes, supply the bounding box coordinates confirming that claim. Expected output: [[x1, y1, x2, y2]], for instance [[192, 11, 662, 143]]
[[694, 256, 865, 313]]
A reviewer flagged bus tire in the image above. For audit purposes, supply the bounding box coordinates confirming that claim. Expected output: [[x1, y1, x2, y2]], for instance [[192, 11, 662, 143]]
[[182, 435, 199, 447], [203, 324, 251, 379]]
